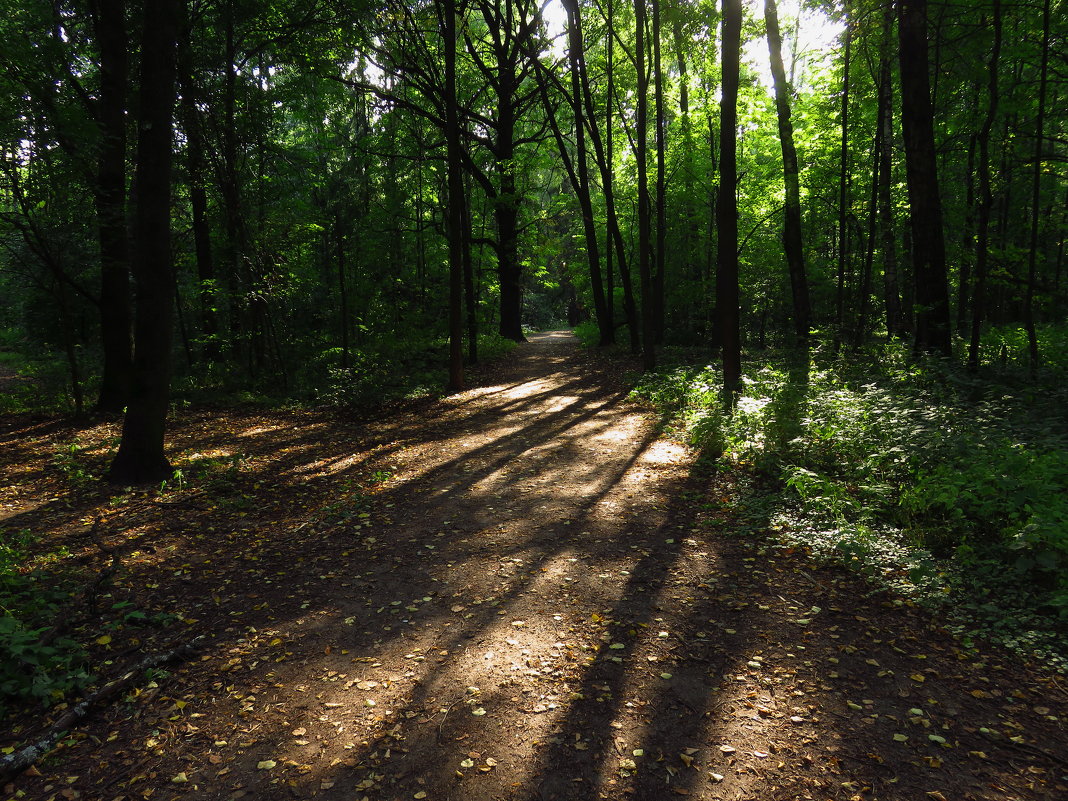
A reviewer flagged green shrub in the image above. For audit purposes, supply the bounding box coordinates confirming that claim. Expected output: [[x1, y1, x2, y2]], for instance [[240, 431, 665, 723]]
[[631, 340, 1068, 659]]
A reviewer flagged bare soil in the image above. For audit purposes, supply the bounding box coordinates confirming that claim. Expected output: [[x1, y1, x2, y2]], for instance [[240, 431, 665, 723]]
[[1, 331, 1066, 801]]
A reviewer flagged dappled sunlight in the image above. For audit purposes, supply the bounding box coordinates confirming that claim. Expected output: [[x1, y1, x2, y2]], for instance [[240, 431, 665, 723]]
[[4, 334, 1061, 801]]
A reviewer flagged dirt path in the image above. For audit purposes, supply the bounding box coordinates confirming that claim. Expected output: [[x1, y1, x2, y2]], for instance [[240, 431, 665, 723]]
[[2, 333, 1067, 800]]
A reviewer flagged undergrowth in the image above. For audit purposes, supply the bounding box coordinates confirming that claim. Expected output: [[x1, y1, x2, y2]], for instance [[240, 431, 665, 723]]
[[631, 325, 1068, 668], [0, 530, 91, 714]]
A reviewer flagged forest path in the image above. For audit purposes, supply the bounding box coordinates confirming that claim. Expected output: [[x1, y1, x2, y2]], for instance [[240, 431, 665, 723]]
[[2, 334, 1067, 800]]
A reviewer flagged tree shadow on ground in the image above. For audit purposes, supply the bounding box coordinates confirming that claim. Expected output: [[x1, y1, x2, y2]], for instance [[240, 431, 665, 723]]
[[2, 336, 1066, 801]]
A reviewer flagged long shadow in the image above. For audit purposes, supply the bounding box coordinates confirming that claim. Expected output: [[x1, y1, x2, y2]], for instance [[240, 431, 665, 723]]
[[5, 338, 1065, 801]]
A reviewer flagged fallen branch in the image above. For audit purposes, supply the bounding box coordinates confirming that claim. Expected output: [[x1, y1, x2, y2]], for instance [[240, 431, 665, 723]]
[[0, 636, 204, 783]]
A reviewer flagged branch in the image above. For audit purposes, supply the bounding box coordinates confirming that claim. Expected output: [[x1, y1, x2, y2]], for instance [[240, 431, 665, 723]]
[[0, 637, 205, 783]]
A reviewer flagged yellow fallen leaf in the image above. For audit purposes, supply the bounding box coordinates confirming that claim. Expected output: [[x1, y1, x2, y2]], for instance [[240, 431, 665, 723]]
[[257, 760, 277, 770], [96, 634, 112, 646]]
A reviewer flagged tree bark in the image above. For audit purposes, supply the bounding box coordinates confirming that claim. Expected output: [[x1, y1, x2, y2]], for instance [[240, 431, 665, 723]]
[[91, 0, 133, 413], [635, 0, 655, 370], [651, 0, 666, 345], [563, 0, 611, 345], [764, 0, 810, 342], [1023, 0, 1051, 374], [108, 0, 179, 483], [177, 5, 219, 362], [897, 0, 952, 356], [835, 9, 852, 344], [718, 0, 742, 395], [444, 0, 464, 390]]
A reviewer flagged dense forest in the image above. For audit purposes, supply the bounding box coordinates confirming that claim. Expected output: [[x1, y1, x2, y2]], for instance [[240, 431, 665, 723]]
[[1, 0, 1063, 456], [2, 1, 1068, 792]]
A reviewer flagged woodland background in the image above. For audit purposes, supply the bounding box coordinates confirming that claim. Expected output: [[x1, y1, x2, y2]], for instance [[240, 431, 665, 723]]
[[1, 0, 1067, 709]]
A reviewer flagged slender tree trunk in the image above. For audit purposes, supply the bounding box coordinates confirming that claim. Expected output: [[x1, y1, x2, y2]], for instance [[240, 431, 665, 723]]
[[1023, 0, 1051, 374], [836, 10, 852, 344], [108, 0, 179, 483], [856, 133, 879, 348], [221, 0, 244, 365], [563, 0, 611, 344], [336, 215, 350, 370], [444, 0, 464, 390], [635, 0, 655, 370], [177, 9, 219, 362], [898, 0, 952, 356], [765, 0, 810, 342], [604, 0, 637, 349], [718, 0, 742, 396], [651, 0, 666, 345], [958, 131, 976, 336], [968, 0, 1001, 370], [91, 0, 133, 413], [673, 16, 699, 330], [462, 172, 479, 364], [877, 14, 904, 340]]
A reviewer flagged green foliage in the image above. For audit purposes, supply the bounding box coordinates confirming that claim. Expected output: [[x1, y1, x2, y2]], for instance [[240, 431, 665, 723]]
[[632, 338, 1068, 663], [0, 531, 91, 713], [321, 333, 517, 411]]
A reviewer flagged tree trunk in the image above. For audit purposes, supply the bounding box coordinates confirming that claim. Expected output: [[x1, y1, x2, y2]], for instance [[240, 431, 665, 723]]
[[718, 0, 742, 396], [651, 0, 666, 345], [635, 0, 655, 370], [108, 0, 179, 484], [835, 10, 852, 344], [462, 172, 479, 363], [898, 0, 952, 356], [765, 0, 810, 342], [177, 9, 219, 363], [957, 131, 976, 336], [877, 12, 904, 340], [1023, 0, 1051, 374], [563, 0, 611, 345], [968, 0, 1001, 370], [444, 0, 464, 390], [91, 0, 133, 413]]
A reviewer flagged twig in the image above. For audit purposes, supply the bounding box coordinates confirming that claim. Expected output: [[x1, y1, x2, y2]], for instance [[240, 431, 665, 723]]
[[436, 696, 464, 745], [0, 636, 204, 783]]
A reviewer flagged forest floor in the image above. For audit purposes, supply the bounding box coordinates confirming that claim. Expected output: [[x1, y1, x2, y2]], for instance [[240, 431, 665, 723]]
[[2, 331, 1067, 801]]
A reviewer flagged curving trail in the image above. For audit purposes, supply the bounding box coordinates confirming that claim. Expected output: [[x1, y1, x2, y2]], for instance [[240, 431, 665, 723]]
[[2, 332, 1065, 801]]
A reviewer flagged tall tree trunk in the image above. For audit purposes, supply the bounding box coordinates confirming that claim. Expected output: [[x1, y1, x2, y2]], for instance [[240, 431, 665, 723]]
[[877, 13, 904, 339], [563, 0, 611, 344], [651, 0, 666, 345], [177, 8, 219, 362], [603, 0, 637, 349], [91, 0, 133, 413], [968, 0, 1001, 370], [856, 133, 879, 348], [718, 0, 742, 396], [1023, 0, 1051, 374], [835, 9, 852, 344], [898, 0, 952, 356], [462, 172, 479, 364], [221, 0, 245, 365], [336, 214, 350, 370], [635, 0, 655, 370], [765, 0, 810, 342], [444, 0, 464, 390], [108, 0, 179, 483], [672, 16, 700, 329], [957, 131, 976, 336]]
